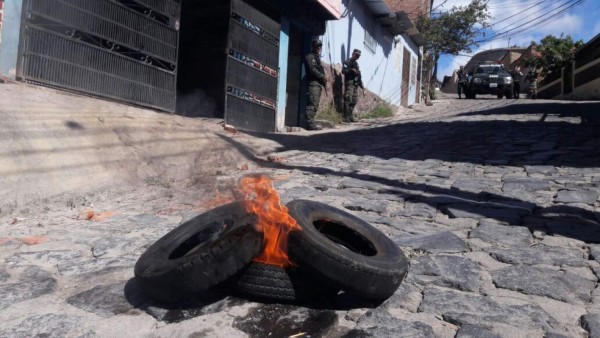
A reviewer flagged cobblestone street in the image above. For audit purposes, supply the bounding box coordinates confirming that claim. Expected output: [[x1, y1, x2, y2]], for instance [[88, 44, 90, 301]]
[[1, 90, 600, 337]]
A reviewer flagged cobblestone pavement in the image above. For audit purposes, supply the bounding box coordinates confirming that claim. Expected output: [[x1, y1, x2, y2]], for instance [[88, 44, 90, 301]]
[[1, 92, 600, 337]]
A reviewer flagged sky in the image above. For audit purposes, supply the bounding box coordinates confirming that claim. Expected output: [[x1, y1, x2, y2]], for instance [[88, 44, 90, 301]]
[[433, 0, 600, 81]]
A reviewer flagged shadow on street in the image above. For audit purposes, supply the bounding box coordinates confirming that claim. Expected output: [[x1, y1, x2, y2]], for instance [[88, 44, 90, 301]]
[[246, 101, 600, 168], [216, 97, 600, 244]]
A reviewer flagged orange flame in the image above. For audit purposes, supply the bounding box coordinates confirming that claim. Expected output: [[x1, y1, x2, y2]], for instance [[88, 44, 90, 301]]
[[239, 175, 301, 268]]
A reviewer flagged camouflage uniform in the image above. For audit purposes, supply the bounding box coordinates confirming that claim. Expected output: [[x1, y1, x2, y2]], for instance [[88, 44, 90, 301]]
[[342, 55, 362, 122], [457, 67, 466, 98], [525, 71, 539, 99], [511, 69, 523, 98], [304, 50, 326, 130]]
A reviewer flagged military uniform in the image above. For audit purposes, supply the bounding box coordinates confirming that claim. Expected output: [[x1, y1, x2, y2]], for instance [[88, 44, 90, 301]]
[[525, 71, 539, 99], [457, 67, 466, 99], [304, 42, 326, 130], [342, 50, 362, 122], [511, 69, 523, 99]]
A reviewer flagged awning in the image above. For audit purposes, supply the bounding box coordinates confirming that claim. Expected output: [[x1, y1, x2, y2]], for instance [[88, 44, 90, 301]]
[[314, 0, 342, 19]]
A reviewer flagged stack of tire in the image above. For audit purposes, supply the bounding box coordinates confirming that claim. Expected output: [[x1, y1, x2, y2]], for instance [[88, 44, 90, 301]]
[[134, 200, 409, 304]]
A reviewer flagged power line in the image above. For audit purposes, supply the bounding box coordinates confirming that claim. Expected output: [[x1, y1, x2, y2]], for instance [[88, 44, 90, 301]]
[[475, 0, 582, 43], [485, 0, 548, 29], [487, 0, 572, 34], [488, 0, 545, 8], [500, 0, 584, 40]]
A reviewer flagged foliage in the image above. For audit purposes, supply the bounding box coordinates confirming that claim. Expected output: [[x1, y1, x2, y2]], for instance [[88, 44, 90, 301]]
[[362, 103, 394, 119], [315, 103, 344, 124], [417, 0, 491, 58], [521, 34, 585, 85], [416, 0, 491, 102]]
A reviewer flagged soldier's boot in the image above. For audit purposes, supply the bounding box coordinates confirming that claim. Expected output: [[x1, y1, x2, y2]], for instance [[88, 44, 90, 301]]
[[347, 104, 358, 122], [306, 117, 321, 130], [342, 105, 352, 123], [306, 121, 321, 130]]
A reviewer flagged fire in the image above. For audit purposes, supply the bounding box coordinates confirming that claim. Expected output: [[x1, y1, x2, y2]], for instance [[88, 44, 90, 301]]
[[239, 175, 301, 267]]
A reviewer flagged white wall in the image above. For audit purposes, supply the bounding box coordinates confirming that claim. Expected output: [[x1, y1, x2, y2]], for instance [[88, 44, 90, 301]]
[[321, 0, 421, 106]]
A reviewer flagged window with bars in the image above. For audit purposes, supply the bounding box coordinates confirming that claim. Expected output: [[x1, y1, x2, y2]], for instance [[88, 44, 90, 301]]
[[364, 23, 377, 53]]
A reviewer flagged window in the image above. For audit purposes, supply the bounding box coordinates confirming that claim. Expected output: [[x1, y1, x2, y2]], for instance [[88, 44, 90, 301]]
[[364, 24, 377, 53]]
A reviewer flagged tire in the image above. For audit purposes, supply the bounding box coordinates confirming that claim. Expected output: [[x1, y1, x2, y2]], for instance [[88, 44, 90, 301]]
[[227, 262, 339, 302], [505, 90, 513, 99], [497, 93, 503, 99], [134, 201, 263, 303], [286, 200, 408, 300]]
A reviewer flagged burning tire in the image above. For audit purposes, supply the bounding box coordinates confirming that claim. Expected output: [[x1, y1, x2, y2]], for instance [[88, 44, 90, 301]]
[[134, 201, 263, 303], [286, 200, 408, 300], [226, 262, 339, 302]]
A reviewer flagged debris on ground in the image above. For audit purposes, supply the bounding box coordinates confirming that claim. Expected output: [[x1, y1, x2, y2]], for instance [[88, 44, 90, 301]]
[[77, 210, 115, 222]]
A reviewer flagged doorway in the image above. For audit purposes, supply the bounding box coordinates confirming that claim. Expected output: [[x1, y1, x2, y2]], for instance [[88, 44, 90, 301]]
[[285, 24, 305, 127]]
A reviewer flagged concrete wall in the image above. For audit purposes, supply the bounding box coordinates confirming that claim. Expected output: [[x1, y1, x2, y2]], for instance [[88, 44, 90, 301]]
[[537, 38, 600, 101], [571, 61, 600, 100], [320, 0, 420, 108], [0, 84, 255, 210], [0, 0, 22, 78]]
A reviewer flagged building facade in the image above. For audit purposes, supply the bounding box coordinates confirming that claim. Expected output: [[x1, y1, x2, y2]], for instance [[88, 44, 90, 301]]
[[0, 0, 341, 132], [0, 0, 430, 132], [319, 0, 427, 111]]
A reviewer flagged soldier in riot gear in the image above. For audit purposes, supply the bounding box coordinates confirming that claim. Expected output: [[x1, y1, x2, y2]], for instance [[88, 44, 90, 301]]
[[342, 49, 363, 123], [303, 39, 327, 131]]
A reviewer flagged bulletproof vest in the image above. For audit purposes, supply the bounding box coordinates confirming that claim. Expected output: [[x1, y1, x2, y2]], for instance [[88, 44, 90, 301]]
[[305, 53, 324, 83], [344, 59, 360, 82]]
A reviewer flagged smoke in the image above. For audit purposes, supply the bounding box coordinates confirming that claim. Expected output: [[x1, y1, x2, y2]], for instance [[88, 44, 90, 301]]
[[175, 89, 220, 118]]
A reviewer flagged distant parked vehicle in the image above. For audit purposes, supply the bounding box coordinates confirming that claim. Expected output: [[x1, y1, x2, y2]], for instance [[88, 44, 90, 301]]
[[464, 62, 514, 99]]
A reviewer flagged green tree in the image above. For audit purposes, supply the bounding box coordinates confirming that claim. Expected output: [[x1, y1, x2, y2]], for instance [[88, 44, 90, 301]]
[[521, 34, 585, 85], [416, 0, 491, 103]]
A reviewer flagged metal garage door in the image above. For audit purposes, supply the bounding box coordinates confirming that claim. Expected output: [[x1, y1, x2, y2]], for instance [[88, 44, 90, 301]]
[[17, 0, 180, 112], [224, 0, 280, 132]]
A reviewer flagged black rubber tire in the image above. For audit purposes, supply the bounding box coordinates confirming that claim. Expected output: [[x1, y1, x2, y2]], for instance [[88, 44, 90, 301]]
[[505, 90, 513, 99], [285, 200, 408, 300], [134, 201, 263, 303], [497, 93, 504, 99], [227, 262, 339, 302]]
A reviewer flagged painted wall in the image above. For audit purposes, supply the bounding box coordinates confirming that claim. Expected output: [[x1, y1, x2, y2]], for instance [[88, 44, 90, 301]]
[[321, 0, 420, 107], [0, 0, 22, 78], [276, 17, 290, 132], [0, 1, 4, 44], [396, 34, 420, 105]]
